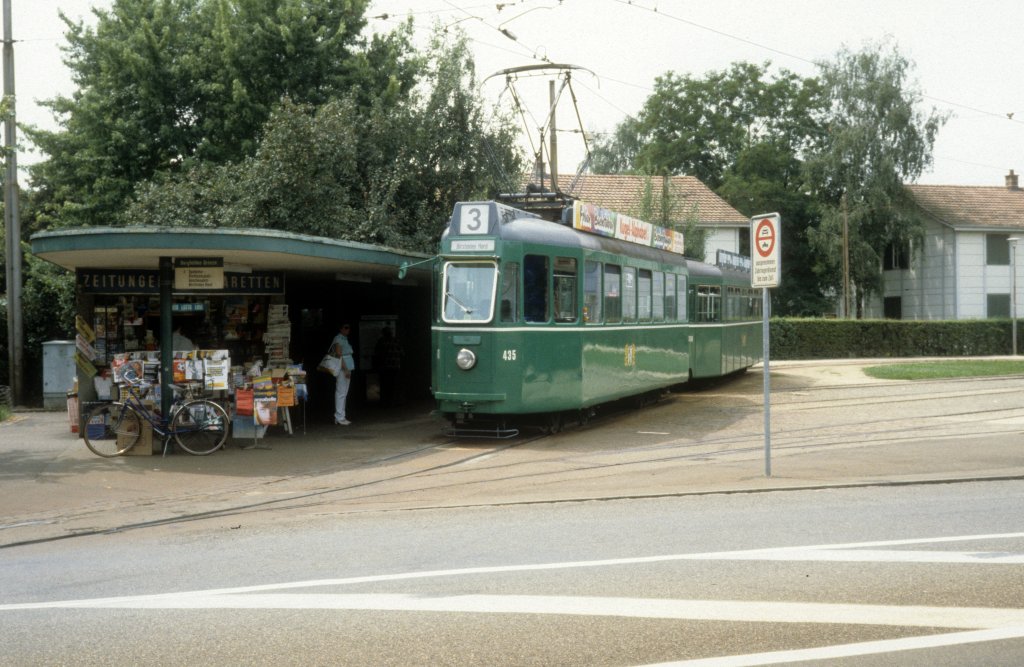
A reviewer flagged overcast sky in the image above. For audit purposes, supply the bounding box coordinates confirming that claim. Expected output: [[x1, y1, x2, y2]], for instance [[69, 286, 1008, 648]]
[[12, 0, 1024, 187]]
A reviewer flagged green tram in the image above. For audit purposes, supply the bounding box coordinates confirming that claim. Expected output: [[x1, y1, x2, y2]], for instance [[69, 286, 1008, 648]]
[[432, 200, 762, 435]]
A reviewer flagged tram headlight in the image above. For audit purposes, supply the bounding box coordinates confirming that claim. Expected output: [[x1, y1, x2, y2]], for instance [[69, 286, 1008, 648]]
[[456, 348, 477, 370]]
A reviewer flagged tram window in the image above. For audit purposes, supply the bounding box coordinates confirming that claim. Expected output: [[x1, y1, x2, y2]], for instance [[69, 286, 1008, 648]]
[[664, 273, 676, 320], [652, 271, 664, 320], [623, 267, 637, 321], [604, 264, 622, 323], [696, 285, 721, 322], [442, 261, 497, 323], [637, 269, 652, 320], [584, 260, 602, 324], [553, 257, 578, 323], [500, 262, 519, 322], [677, 275, 688, 321], [524, 254, 549, 323]]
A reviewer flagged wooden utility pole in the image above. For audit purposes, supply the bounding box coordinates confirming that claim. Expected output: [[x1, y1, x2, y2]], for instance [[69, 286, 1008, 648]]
[[842, 192, 850, 319], [3, 0, 24, 405], [548, 79, 558, 192]]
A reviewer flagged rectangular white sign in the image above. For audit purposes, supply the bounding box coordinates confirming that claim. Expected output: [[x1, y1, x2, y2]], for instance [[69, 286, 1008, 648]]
[[451, 240, 495, 252], [751, 213, 781, 288]]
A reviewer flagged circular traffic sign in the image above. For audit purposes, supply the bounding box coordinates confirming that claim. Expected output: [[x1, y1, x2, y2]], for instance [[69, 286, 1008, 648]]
[[755, 218, 776, 258]]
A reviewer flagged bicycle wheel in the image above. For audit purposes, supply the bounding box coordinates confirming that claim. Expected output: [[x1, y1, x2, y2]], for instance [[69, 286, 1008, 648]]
[[171, 399, 229, 455], [83, 402, 141, 457]]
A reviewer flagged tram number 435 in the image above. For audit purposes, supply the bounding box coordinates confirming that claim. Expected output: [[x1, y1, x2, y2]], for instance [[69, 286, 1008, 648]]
[[502, 349, 517, 361], [624, 344, 637, 367]]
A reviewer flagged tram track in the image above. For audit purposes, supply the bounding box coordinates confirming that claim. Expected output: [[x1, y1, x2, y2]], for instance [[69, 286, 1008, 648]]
[[0, 434, 548, 549], [4, 375, 1023, 549]]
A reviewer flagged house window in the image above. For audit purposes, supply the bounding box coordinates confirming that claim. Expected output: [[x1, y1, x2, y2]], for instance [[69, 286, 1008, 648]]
[[738, 227, 751, 258], [883, 296, 902, 319], [987, 234, 1011, 266], [883, 241, 911, 270], [988, 293, 1011, 318]]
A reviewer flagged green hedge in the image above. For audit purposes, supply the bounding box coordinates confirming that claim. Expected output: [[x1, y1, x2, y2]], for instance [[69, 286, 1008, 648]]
[[770, 318, 1017, 359]]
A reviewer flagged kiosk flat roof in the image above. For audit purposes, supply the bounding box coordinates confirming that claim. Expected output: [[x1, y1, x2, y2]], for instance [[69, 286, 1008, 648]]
[[30, 227, 433, 281]]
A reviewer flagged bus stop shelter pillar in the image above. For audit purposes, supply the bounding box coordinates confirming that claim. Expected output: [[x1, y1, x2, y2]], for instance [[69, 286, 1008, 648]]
[[159, 257, 173, 417]]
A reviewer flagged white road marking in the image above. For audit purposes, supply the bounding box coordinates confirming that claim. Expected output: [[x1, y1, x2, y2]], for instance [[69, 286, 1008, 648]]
[[647, 627, 1024, 667], [5, 593, 1024, 631], [2, 532, 1022, 662], [3, 531, 1022, 611]]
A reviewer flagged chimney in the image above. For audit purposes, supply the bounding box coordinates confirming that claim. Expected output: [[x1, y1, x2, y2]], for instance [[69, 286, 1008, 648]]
[[1007, 169, 1020, 190]]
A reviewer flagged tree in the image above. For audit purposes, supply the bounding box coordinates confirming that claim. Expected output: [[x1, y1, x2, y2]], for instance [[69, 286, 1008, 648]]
[[25, 0, 376, 230], [719, 142, 832, 315], [123, 29, 524, 252], [0, 243, 76, 402], [591, 62, 823, 190], [803, 40, 948, 315], [630, 175, 707, 262], [591, 62, 828, 313]]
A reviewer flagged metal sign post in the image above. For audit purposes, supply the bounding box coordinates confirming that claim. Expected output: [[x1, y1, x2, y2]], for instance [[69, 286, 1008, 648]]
[[751, 213, 781, 478], [762, 287, 771, 476]]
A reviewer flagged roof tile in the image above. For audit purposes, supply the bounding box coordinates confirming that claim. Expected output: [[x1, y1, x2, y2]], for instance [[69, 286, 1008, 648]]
[[907, 183, 1024, 230], [545, 173, 748, 227]]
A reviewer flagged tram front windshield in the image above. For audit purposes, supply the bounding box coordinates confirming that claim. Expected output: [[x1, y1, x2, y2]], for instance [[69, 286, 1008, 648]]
[[442, 261, 497, 323]]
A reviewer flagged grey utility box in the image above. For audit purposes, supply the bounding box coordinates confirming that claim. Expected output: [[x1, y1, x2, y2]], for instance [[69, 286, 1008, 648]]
[[42, 340, 76, 409]]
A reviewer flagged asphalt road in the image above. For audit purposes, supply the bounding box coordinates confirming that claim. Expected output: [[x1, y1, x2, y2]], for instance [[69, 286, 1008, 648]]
[[2, 360, 1024, 664], [2, 480, 1023, 665]]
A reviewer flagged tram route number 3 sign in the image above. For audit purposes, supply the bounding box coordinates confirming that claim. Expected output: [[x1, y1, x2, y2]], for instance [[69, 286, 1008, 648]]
[[751, 213, 781, 288]]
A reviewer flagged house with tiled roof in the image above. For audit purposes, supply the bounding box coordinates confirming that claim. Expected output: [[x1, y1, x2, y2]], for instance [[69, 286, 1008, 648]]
[[521, 173, 751, 264], [874, 170, 1024, 319]]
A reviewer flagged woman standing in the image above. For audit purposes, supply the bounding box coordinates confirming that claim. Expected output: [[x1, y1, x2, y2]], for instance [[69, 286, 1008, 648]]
[[331, 323, 355, 425]]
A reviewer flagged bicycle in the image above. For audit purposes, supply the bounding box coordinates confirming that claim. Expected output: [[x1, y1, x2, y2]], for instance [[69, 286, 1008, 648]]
[[82, 368, 230, 457]]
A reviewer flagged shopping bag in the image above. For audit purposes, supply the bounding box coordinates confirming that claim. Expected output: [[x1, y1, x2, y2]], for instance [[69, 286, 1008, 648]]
[[317, 354, 341, 377]]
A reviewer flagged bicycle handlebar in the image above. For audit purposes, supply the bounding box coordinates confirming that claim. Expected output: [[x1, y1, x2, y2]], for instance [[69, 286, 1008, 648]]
[[120, 366, 196, 397]]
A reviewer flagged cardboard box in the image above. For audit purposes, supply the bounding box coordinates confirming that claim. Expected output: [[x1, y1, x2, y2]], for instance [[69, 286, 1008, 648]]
[[118, 416, 155, 455]]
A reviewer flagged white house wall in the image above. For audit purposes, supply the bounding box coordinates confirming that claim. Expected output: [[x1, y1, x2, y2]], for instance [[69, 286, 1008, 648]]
[[878, 218, 956, 319], [924, 222, 958, 319], [879, 223, 1024, 321], [956, 233, 984, 318], [880, 218, 974, 319], [702, 227, 739, 264]]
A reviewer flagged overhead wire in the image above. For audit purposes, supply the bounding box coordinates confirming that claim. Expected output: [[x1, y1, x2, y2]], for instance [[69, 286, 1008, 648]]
[[372, 1, 1021, 178], [609, 0, 1024, 127]]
